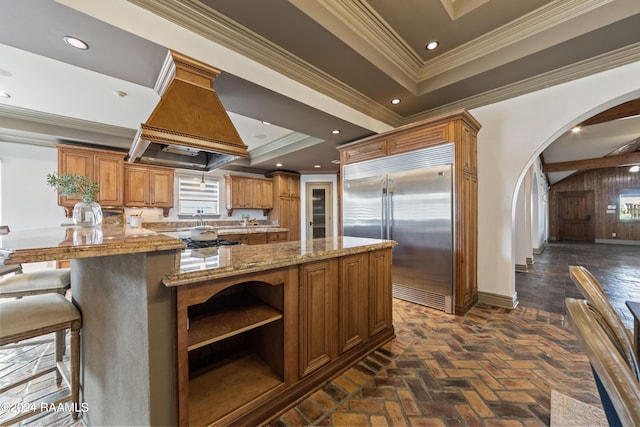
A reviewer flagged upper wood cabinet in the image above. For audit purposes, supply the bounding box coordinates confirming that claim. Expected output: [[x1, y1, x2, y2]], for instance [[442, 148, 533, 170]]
[[58, 145, 174, 217], [224, 175, 273, 215], [266, 171, 301, 241], [124, 164, 174, 216], [57, 145, 125, 216]]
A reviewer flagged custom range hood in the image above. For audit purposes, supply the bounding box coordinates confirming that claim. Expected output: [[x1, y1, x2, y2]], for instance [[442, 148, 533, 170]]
[[128, 50, 248, 171]]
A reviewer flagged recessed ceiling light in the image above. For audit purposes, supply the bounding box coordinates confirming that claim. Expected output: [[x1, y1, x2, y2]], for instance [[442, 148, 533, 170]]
[[314, 164, 322, 168], [262, 121, 271, 125], [332, 129, 340, 135], [63, 36, 89, 50], [630, 165, 640, 173], [426, 41, 439, 51], [330, 159, 340, 165], [391, 98, 401, 105], [0, 90, 10, 98], [114, 90, 127, 98], [276, 163, 283, 167], [571, 126, 581, 133]]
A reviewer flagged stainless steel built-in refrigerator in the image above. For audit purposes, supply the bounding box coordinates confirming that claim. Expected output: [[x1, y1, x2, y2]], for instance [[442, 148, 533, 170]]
[[342, 144, 455, 313]]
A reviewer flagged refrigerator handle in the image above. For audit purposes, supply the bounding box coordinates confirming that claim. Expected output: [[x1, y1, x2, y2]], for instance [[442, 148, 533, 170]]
[[381, 187, 387, 239], [387, 187, 393, 239]]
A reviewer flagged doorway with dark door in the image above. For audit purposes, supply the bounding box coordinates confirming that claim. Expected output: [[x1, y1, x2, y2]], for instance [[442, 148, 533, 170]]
[[558, 190, 595, 241], [306, 182, 333, 239]]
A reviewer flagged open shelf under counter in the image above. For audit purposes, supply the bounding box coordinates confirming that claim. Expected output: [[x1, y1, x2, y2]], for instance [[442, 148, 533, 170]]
[[189, 352, 284, 426], [188, 294, 283, 351]]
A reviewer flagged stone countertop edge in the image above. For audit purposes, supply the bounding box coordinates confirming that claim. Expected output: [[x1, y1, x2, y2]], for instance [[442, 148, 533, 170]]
[[163, 238, 397, 287], [0, 226, 185, 265]]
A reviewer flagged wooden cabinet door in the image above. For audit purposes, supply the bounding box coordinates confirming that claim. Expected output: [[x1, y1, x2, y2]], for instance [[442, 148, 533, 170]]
[[287, 175, 300, 198], [253, 179, 273, 209], [94, 154, 123, 206], [267, 231, 288, 242], [226, 176, 252, 209], [338, 254, 367, 354], [456, 173, 478, 310], [58, 149, 93, 205], [288, 197, 301, 241], [368, 249, 392, 336], [245, 233, 267, 245], [123, 165, 149, 206], [299, 260, 337, 377], [150, 168, 173, 207]]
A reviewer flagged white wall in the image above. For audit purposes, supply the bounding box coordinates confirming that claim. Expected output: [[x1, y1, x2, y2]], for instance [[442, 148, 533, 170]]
[[530, 158, 549, 251], [513, 179, 528, 268], [471, 60, 640, 305], [0, 142, 68, 231]]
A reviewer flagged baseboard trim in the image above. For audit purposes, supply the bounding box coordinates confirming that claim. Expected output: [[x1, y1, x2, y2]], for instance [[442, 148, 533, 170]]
[[526, 257, 534, 266], [533, 240, 547, 254], [515, 264, 528, 272], [595, 239, 640, 246], [478, 291, 518, 309]]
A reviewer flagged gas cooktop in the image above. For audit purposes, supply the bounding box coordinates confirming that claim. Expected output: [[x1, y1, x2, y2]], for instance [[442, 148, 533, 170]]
[[181, 238, 241, 249]]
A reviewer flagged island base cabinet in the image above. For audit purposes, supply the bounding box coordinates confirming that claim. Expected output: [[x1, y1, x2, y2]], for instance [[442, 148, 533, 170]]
[[177, 269, 290, 426], [175, 249, 395, 426], [298, 260, 337, 377]]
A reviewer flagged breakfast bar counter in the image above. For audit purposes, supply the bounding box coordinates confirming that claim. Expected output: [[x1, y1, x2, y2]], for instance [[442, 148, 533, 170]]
[[0, 226, 396, 426]]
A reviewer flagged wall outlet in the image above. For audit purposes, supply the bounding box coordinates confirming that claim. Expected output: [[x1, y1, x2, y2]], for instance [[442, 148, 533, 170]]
[[612, 232, 617, 238]]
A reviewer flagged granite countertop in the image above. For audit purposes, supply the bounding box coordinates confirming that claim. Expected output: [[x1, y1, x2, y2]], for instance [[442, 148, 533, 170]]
[[164, 236, 397, 287], [143, 222, 288, 235], [0, 225, 185, 265]]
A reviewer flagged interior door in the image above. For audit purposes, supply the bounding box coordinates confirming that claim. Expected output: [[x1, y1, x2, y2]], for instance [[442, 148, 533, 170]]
[[558, 191, 595, 241], [306, 183, 333, 238]]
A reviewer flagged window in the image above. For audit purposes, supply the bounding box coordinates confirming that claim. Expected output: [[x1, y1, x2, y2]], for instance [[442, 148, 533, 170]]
[[618, 188, 640, 221], [178, 176, 220, 216]]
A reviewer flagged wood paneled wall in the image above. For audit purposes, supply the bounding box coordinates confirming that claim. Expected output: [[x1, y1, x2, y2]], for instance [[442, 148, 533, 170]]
[[549, 167, 640, 241]]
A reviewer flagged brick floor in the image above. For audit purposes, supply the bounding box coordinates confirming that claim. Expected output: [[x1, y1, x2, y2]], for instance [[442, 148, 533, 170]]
[[2, 241, 637, 425]]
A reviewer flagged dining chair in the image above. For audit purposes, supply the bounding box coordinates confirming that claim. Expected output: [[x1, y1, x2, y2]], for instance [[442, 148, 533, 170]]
[[566, 298, 640, 427], [568, 265, 639, 379]]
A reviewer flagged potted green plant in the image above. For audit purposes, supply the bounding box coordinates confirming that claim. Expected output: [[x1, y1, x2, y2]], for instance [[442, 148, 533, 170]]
[[47, 173, 103, 227]]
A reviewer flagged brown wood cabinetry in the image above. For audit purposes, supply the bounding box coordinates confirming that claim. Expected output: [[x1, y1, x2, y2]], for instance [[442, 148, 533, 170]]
[[266, 171, 301, 240], [368, 248, 393, 335], [57, 144, 174, 217], [124, 164, 174, 216], [299, 260, 337, 377], [57, 145, 125, 216], [223, 232, 268, 245], [224, 174, 273, 215], [337, 109, 480, 315], [267, 231, 288, 242], [338, 254, 367, 354], [175, 247, 394, 426]]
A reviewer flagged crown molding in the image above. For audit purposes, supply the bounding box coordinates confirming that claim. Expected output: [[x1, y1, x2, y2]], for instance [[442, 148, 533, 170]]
[[289, 0, 422, 92], [250, 132, 324, 165], [0, 104, 135, 138], [403, 42, 640, 124], [127, 0, 636, 130], [128, 0, 402, 127], [417, 0, 613, 83]]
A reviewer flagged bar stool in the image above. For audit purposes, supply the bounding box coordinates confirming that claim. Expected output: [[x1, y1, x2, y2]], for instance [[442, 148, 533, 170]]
[[0, 268, 72, 356], [0, 293, 82, 424]]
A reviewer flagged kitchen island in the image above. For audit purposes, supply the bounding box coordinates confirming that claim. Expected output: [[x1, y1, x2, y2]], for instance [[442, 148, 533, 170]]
[[0, 226, 396, 426]]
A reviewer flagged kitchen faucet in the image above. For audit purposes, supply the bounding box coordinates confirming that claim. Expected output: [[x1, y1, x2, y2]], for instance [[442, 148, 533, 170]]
[[193, 212, 204, 227]]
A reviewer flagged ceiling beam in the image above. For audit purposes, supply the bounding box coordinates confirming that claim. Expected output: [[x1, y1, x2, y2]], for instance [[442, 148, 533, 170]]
[[543, 151, 640, 173], [580, 98, 640, 127]]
